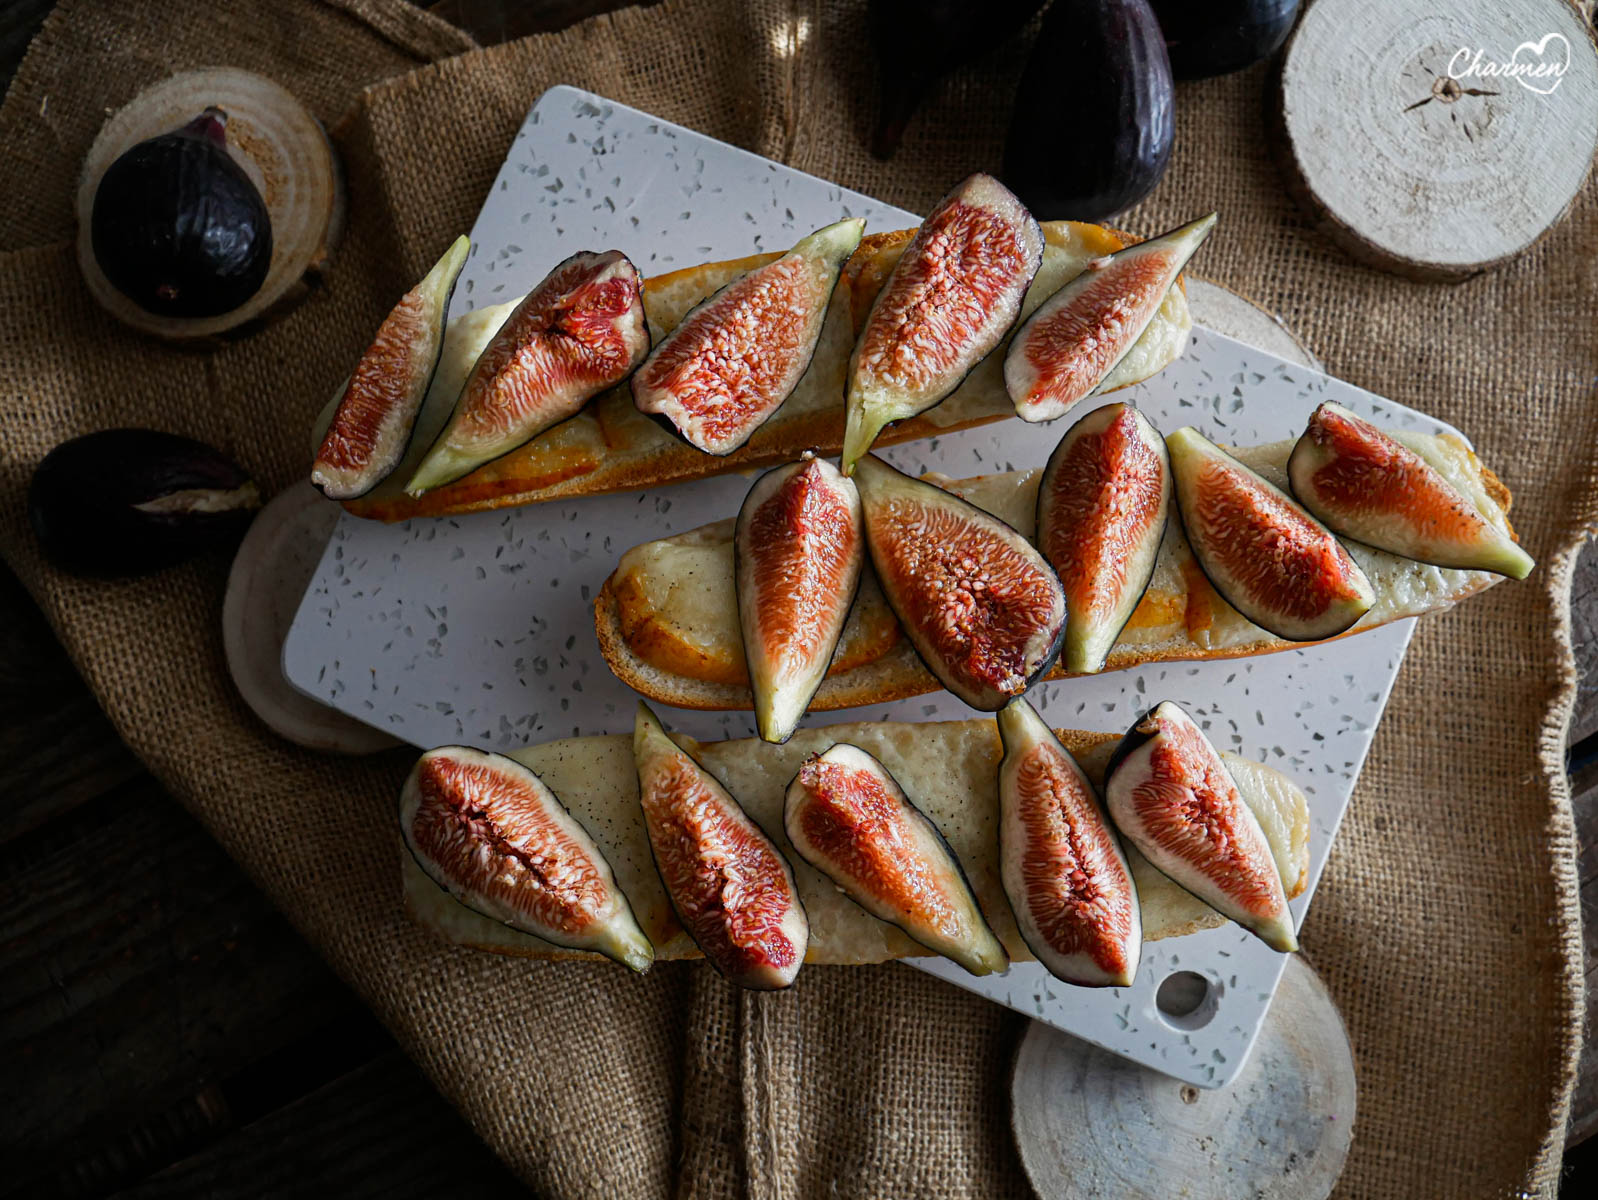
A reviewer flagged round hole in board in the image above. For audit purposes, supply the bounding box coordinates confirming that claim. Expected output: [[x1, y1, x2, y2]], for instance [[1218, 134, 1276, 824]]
[[1155, 970, 1220, 1031]]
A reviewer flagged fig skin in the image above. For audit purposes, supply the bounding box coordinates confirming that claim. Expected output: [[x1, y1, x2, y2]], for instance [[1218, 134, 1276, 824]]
[[735, 454, 866, 744], [29, 428, 259, 577], [1002, 0, 1174, 222], [1287, 401, 1534, 580], [843, 173, 1044, 472], [854, 454, 1066, 711], [633, 218, 864, 455], [783, 741, 1008, 976], [406, 249, 650, 495], [867, 0, 1049, 159], [1105, 701, 1297, 953], [312, 235, 470, 500], [632, 703, 809, 989], [1004, 213, 1215, 424], [1168, 426, 1375, 642], [1150, 0, 1299, 80], [1036, 403, 1171, 674], [997, 697, 1141, 987], [400, 745, 653, 972], [90, 108, 272, 319]]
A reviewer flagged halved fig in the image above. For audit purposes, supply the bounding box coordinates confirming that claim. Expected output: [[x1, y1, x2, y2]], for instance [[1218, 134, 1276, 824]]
[[1005, 213, 1215, 423], [400, 745, 653, 972], [784, 742, 1008, 976], [1168, 427, 1375, 642], [854, 454, 1066, 710], [1103, 701, 1297, 952], [312, 235, 469, 499], [406, 249, 649, 494], [1037, 403, 1171, 673], [735, 454, 865, 743], [632, 703, 809, 988], [633, 219, 865, 455], [997, 697, 1140, 986], [1288, 401, 1534, 579], [843, 173, 1044, 471]]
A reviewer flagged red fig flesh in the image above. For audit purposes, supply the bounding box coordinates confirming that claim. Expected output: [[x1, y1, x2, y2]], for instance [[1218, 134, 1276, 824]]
[[632, 703, 808, 988], [736, 455, 865, 743], [854, 454, 1065, 710], [1104, 701, 1296, 952], [1036, 403, 1171, 673], [633, 219, 864, 455], [313, 236, 469, 499], [1168, 426, 1374, 641], [1288, 401, 1533, 579], [784, 742, 1007, 975], [400, 745, 653, 972], [844, 173, 1043, 471], [997, 698, 1140, 986], [1005, 214, 1213, 424], [407, 250, 649, 493]]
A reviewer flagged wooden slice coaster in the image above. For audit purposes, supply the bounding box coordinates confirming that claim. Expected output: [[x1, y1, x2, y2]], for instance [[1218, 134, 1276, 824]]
[[77, 67, 343, 341], [1010, 955, 1355, 1200], [223, 483, 398, 755], [1184, 278, 1322, 371], [1274, 0, 1598, 281]]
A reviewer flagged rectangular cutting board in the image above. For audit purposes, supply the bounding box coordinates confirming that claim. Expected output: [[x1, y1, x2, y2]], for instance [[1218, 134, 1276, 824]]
[[286, 85, 1453, 1088]]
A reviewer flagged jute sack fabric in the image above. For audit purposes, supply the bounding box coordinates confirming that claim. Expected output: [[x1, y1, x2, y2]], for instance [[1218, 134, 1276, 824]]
[[0, 0, 1589, 1196]]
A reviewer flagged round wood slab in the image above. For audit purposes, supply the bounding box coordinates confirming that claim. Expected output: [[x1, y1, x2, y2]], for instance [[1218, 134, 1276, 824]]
[[1274, 0, 1598, 281], [223, 483, 398, 755], [1011, 955, 1356, 1200], [77, 67, 344, 341], [1184, 278, 1322, 371]]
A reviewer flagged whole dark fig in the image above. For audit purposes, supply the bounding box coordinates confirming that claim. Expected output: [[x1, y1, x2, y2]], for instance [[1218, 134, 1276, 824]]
[[29, 429, 260, 577], [90, 107, 273, 318], [1002, 0, 1174, 221]]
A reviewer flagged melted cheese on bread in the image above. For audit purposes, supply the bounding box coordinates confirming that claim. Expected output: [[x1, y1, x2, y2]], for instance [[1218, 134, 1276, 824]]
[[404, 719, 1310, 964], [601, 431, 1513, 701]]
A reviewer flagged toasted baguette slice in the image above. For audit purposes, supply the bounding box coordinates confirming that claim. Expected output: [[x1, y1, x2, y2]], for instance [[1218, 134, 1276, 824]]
[[342, 222, 1191, 521], [405, 718, 1310, 965], [594, 431, 1517, 710]]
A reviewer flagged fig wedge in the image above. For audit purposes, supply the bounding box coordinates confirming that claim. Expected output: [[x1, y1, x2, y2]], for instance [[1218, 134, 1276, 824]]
[[784, 742, 1007, 976], [1037, 403, 1171, 673], [1005, 214, 1214, 424], [736, 454, 865, 743], [1169, 426, 1375, 642], [312, 236, 469, 500], [843, 173, 1043, 471], [997, 698, 1140, 986], [632, 703, 809, 988], [633, 219, 865, 455], [400, 745, 653, 972], [1288, 401, 1534, 579], [1104, 701, 1297, 952], [855, 454, 1066, 710], [406, 250, 649, 494]]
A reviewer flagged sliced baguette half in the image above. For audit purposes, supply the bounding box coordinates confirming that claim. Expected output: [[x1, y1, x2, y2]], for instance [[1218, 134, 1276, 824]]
[[594, 431, 1517, 711], [343, 222, 1191, 521], [404, 718, 1310, 965]]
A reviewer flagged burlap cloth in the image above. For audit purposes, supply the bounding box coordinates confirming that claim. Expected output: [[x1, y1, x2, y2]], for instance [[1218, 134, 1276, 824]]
[[0, 0, 1589, 1195]]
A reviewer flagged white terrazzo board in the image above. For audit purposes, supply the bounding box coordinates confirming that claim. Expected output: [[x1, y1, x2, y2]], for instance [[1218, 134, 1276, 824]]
[[285, 86, 1454, 1088]]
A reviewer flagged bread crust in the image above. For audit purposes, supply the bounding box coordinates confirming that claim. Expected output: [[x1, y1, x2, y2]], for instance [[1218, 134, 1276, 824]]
[[592, 444, 1513, 712], [344, 221, 1177, 521]]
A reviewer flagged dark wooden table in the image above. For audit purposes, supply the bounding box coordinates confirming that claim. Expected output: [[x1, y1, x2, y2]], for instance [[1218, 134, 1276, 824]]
[[2, 2, 1594, 1195]]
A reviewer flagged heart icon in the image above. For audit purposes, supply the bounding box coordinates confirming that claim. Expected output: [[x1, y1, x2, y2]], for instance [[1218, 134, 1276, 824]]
[[1511, 31, 1570, 95]]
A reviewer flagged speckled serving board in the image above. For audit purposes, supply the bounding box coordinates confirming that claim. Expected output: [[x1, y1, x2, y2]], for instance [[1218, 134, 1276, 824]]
[[285, 86, 1453, 1089]]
